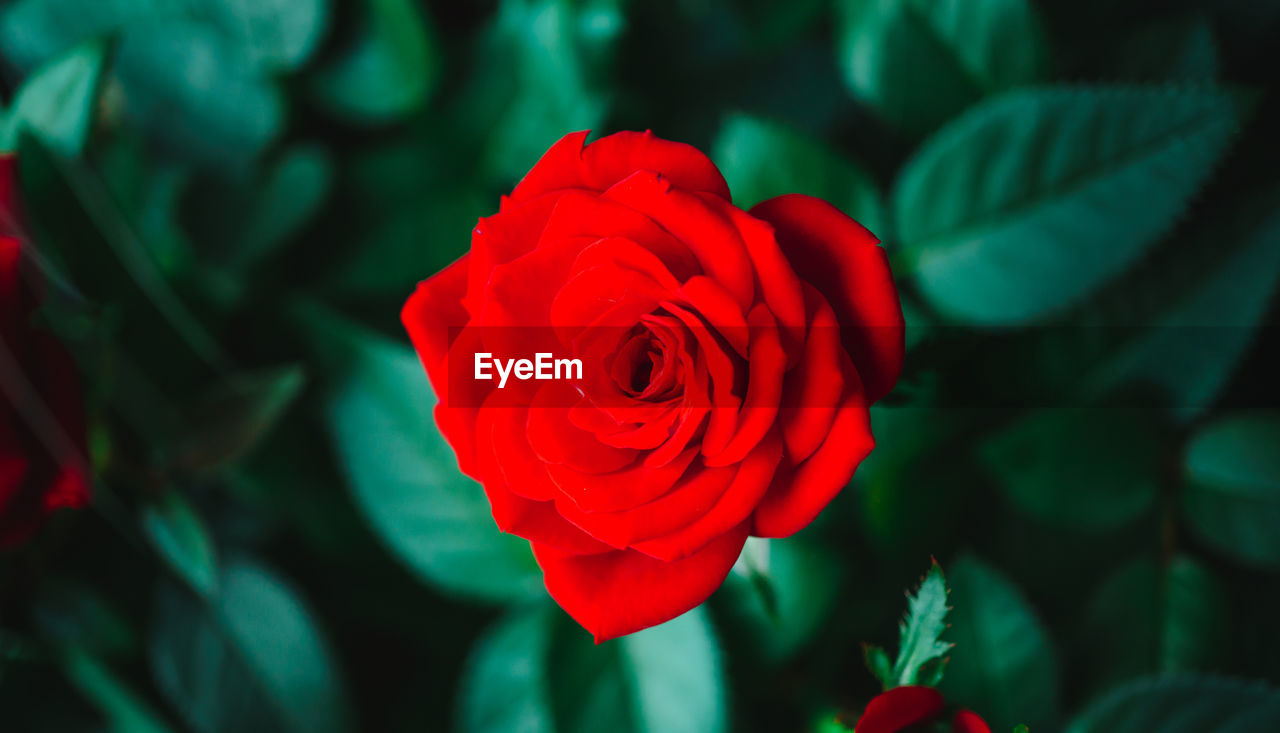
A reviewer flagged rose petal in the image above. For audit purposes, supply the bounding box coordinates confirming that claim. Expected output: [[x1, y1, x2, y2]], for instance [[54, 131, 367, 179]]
[[853, 686, 945, 733], [532, 519, 748, 642], [750, 194, 904, 403], [402, 257, 486, 477], [605, 171, 755, 310], [952, 710, 994, 733], [778, 284, 845, 463], [703, 305, 784, 468], [752, 363, 873, 538], [508, 130, 731, 206], [632, 429, 781, 561]]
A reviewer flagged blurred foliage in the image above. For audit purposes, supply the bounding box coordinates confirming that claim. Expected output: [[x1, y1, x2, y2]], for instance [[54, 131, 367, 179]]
[[2, 0, 1280, 731]]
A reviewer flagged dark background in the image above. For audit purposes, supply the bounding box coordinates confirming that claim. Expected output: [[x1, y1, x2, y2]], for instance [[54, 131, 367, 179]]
[[2, 0, 1280, 731]]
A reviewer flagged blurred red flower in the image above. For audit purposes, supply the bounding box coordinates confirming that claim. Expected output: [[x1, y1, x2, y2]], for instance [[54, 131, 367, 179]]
[[0, 154, 91, 548]]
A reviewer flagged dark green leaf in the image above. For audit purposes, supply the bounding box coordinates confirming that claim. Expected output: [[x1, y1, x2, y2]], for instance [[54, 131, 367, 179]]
[[941, 554, 1059, 732], [893, 86, 1244, 324], [836, 0, 1047, 138], [980, 409, 1163, 530], [61, 650, 177, 733], [712, 112, 884, 235], [1065, 677, 1280, 732], [310, 0, 439, 124], [1183, 412, 1280, 568], [173, 365, 306, 472], [1078, 555, 1228, 694], [471, 0, 623, 182], [0, 39, 107, 155], [303, 305, 541, 602], [891, 560, 952, 687], [721, 537, 842, 661], [457, 605, 726, 733], [141, 492, 219, 597], [32, 580, 137, 658], [1118, 16, 1219, 82], [149, 559, 352, 733]]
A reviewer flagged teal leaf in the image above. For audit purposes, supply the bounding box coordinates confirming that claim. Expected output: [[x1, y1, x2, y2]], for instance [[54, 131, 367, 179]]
[[1118, 16, 1219, 82], [891, 560, 952, 687], [61, 650, 177, 733], [712, 113, 884, 235], [721, 537, 842, 661], [836, 0, 1048, 138], [1065, 677, 1280, 732], [205, 0, 329, 72], [0, 40, 108, 155], [141, 493, 219, 598], [941, 555, 1060, 732], [457, 605, 726, 733], [1078, 555, 1228, 695], [115, 22, 283, 165], [1183, 412, 1280, 568], [893, 86, 1244, 324], [303, 305, 542, 602], [309, 0, 440, 124], [149, 559, 352, 733], [979, 409, 1163, 530]]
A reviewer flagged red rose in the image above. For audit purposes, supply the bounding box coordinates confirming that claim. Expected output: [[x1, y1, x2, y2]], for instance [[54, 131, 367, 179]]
[[854, 687, 992, 733], [0, 154, 92, 548], [402, 130, 903, 640]]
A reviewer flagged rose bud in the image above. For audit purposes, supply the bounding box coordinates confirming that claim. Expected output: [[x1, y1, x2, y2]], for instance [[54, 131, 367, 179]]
[[403, 130, 903, 640], [853, 686, 993, 733], [0, 153, 92, 548]]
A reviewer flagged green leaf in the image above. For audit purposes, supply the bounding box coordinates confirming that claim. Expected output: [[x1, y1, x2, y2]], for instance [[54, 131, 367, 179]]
[[115, 22, 283, 165], [863, 644, 892, 687], [893, 86, 1244, 324], [61, 650, 177, 733], [141, 492, 219, 598], [1065, 677, 1280, 732], [979, 409, 1163, 530], [711, 113, 884, 235], [1012, 726, 1030, 733], [1077, 555, 1228, 694], [0, 40, 107, 155], [1183, 412, 1280, 568], [205, 0, 329, 72], [150, 559, 352, 733], [836, 0, 1048, 138], [302, 305, 542, 602], [721, 537, 842, 661], [470, 0, 623, 183], [990, 183, 1280, 419], [310, 0, 439, 124], [32, 580, 137, 658], [941, 554, 1059, 732], [457, 605, 726, 733], [172, 365, 307, 472], [889, 560, 952, 687], [1118, 16, 1219, 82]]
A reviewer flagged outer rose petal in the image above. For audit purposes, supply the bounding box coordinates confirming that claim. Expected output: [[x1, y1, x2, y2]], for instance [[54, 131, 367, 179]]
[[750, 194, 904, 403], [0, 155, 17, 234], [952, 710, 993, 733], [854, 686, 945, 733], [752, 367, 873, 538], [532, 520, 749, 642], [402, 256, 482, 476], [507, 130, 731, 206]]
